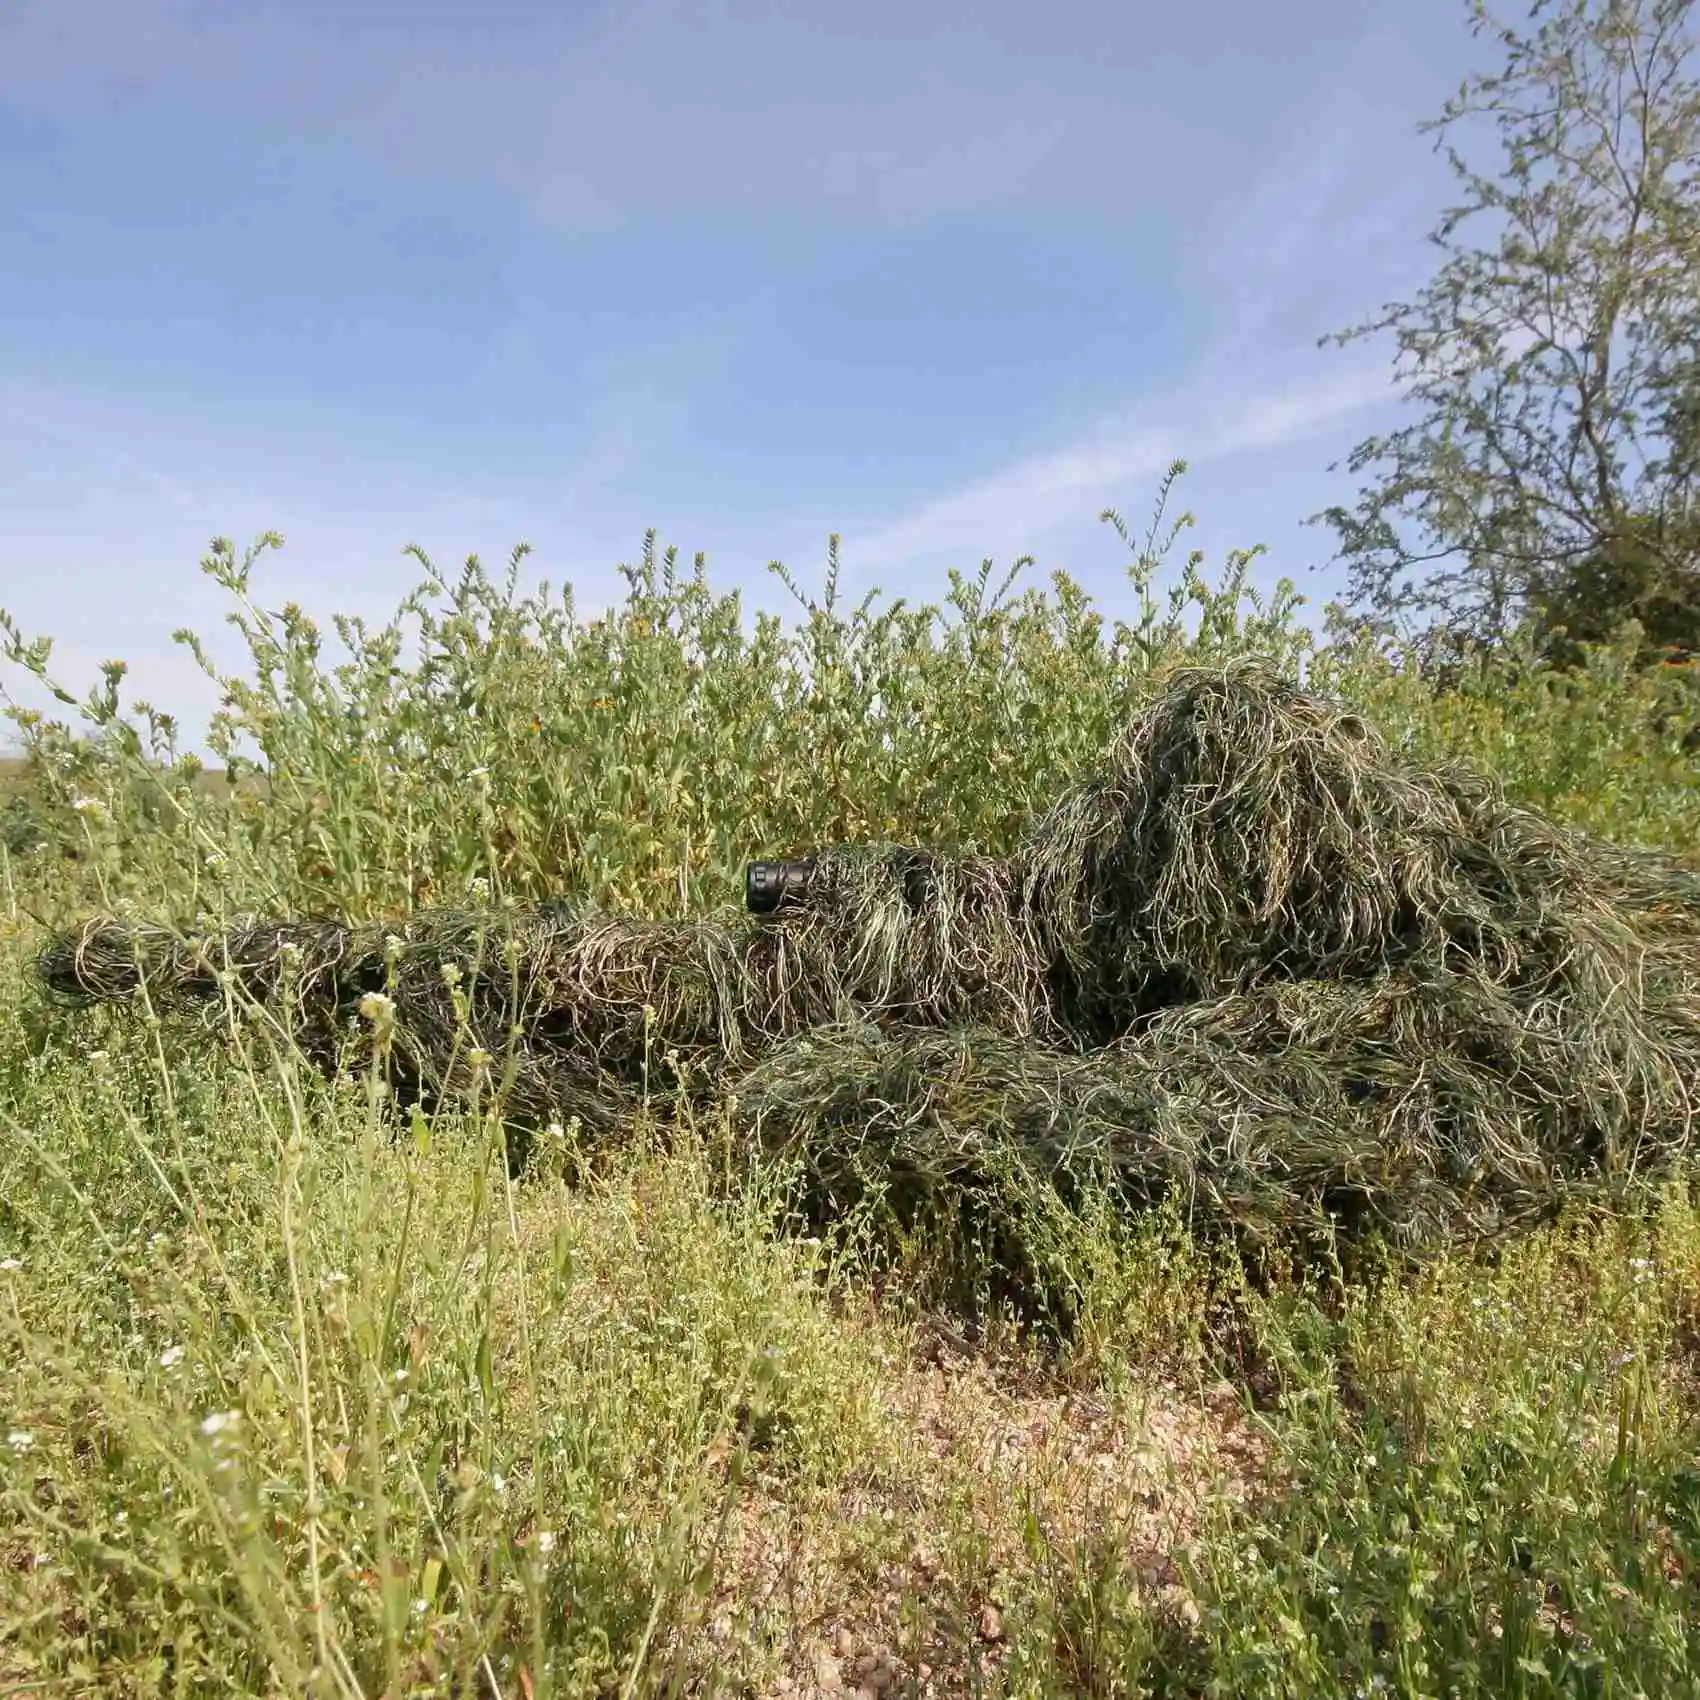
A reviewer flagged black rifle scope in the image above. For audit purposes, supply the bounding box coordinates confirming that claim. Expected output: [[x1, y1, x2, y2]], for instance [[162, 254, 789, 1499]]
[[745, 857, 817, 914]]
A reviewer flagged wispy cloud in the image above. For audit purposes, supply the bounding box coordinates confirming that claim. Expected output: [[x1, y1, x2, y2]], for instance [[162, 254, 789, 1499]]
[[1182, 23, 1470, 371], [850, 361, 1394, 571], [347, 58, 1139, 237], [0, 382, 209, 521]]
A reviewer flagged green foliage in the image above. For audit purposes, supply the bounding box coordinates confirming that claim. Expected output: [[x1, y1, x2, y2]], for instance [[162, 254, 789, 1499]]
[[1, 463, 1314, 927], [0, 793, 43, 859], [1531, 511, 1700, 671], [1168, 1207, 1700, 1697]]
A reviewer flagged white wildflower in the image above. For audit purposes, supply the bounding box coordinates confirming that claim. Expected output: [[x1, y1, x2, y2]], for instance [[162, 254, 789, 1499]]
[[0, 1258, 21, 1273], [7, 1430, 35, 1452], [159, 1344, 185, 1369], [200, 1410, 241, 1439]]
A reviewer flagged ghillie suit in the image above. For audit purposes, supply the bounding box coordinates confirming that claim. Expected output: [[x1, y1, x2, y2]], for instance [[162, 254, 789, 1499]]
[[37, 659, 1700, 1283]]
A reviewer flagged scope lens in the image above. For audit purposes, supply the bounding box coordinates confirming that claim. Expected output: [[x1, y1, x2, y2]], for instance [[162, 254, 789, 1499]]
[[745, 859, 812, 913]]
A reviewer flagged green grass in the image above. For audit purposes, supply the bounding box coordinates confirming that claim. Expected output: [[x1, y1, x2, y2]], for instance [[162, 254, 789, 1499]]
[[2, 482, 1698, 1696]]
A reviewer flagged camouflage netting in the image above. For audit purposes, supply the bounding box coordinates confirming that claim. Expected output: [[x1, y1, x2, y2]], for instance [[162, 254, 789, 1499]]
[[36, 658, 1700, 1269]]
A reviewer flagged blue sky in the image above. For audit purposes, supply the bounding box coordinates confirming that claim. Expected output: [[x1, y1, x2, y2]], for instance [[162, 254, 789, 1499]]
[[1, 0, 1492, 752]]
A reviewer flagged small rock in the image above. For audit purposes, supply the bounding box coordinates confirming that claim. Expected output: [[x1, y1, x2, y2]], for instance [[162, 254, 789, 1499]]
[[978, 1604, 1004, 1643], [853, 1652, 897, 1692], [815, 1654, 843, 1693], [834, 1627, 857, 1659]]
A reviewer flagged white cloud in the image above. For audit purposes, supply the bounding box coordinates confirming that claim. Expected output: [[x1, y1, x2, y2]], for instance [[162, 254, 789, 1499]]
[[850, 361, 1394, 571]]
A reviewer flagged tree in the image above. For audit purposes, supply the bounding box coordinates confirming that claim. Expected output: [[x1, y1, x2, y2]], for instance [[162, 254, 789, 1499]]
[[1314, 0, 1700, 663], [1530, 505, 1700, 664]]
